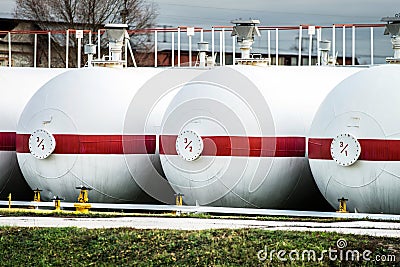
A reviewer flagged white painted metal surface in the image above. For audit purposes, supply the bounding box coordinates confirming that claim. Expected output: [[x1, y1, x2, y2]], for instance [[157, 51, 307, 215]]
[[160, 65, 363, 209], [0, 67, 66, 198], [16, 67, 206, 203], [309, 64, 400, 214]]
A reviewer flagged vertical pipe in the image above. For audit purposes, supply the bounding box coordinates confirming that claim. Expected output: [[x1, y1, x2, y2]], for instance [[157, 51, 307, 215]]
[[275, 28, 279, 66], [352, 25, 355, 65], [171, 31, 175, 67], [200, 29, 204, 42], [97, 29, 101, 59], [154, 30, 158, 67], [34, 33, 37, 68], [332, 25, 336, 63], [189, 35, 192, 67], [66, 30, 69, 68], [48, 32, 51, 68], [219, 30, 223, 66], [370, 27, 374, 65], [317, 28, 321, 66], [342, 25, 346, 66], [8, 32, 11, 67], [211, 27, 215, 65], [267, 30, 271, 59], [298, 25, 302, 66], [232, 36, 236, 65]]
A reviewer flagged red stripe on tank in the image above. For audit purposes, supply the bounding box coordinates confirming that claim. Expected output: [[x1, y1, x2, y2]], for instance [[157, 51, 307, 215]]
[[308, 138, 333, 160], [160, 135, 306, 157], [308, 138, 400, 161], [0, 132, 16, 151], [16, 134, 156, 154]]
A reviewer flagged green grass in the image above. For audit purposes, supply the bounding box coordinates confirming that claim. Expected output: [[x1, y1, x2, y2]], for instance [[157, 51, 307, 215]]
[[0, 227, 399, 266]]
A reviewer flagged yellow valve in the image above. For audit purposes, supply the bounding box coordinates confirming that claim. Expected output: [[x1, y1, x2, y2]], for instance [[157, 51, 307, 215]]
[[53, 196, 63, 211], [337, 197, 349, 213], [172, 193, 184, 215], [76, 186, 92, 203], [8, 193, 11, 209], [74, 186, 92, 213], [33, 188, 42, 202], [172, 193, 184, 216], [74, 203, 92, 214], [174, 193, 184, 206]]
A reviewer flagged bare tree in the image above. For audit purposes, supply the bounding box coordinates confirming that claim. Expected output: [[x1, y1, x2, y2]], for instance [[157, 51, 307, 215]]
[[14, 0, 157, 66]]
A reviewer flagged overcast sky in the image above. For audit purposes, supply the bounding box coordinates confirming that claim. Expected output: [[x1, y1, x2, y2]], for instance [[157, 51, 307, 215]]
[[150, 0, 398, 27], [1, 0, 398, 26]]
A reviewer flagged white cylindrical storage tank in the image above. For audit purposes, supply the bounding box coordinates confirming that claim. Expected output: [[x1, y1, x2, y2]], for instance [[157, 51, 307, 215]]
[[160, 65, 362, 209], [17, 67, 206, 203], [309, 64, 400, 214], [0, 67, 66, 200]]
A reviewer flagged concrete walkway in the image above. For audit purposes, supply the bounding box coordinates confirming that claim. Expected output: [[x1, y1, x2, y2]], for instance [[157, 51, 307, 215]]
[[0, 216, 400, 237]]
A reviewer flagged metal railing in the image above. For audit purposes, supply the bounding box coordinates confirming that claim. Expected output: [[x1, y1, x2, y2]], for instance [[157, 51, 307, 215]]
[[0, 23, 388, 68]]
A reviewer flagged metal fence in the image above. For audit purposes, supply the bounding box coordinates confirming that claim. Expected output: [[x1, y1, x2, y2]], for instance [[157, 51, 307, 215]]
[[0, 23, 389, 68]]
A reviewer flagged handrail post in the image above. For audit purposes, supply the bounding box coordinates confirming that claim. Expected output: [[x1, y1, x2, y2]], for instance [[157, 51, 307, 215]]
[[211, 27, 215, 65], [219, 30, 223, 66], [267, 30, 271, 60], [8, 32, 11, 67], [352, 25, 355, 65], [34, 33, 37, 68], [66, 30, 70, 68], [370, 27, 374, 65], [222, 28, 225, 66], [171, 30, 175, 67], [154, 30, 158, 67], [342, 25, 346, 65], [177, 27, 181, 67], [298, 26, 302, 66], [275, 28, 279, 66], [48, 32, 51, 68]]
